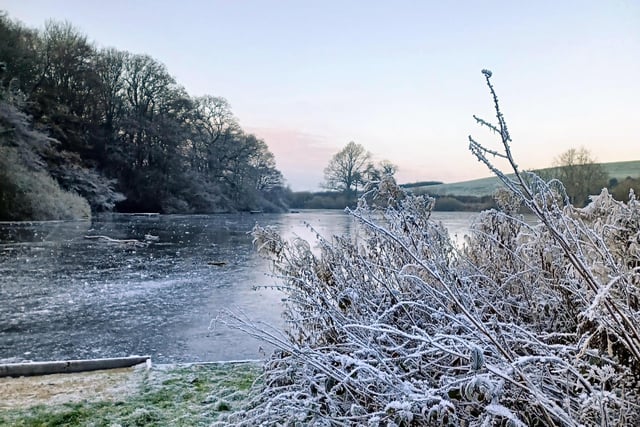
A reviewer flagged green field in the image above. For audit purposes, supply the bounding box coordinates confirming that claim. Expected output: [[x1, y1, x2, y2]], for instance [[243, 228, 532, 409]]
[[412, 160, 640, 197]]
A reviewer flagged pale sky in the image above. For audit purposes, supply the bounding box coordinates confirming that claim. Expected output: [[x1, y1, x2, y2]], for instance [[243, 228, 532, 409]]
[[3, 0, 639, 190]]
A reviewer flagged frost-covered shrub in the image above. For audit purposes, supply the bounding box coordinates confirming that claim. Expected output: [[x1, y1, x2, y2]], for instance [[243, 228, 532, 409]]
[[219, 71, 640, 426], [0, 146, 91, 220], [0, 100, 93, 220]]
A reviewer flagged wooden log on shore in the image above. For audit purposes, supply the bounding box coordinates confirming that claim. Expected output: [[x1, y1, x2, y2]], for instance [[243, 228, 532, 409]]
[[0, 355, 151, 378]]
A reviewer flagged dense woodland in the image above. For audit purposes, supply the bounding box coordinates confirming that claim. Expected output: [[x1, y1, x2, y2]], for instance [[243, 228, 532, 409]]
[[0, 13, 289, 220]]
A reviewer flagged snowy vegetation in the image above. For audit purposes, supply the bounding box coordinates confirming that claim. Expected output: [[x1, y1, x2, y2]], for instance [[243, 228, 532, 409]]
[[0, 101, 92, 220], [219, 71, 640, 425]]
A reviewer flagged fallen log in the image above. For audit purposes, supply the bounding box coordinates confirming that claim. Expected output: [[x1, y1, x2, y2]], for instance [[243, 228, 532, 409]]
[[208, 261, 228, 267], [84, 235, 147, 247], [0, 355, 151, 378]]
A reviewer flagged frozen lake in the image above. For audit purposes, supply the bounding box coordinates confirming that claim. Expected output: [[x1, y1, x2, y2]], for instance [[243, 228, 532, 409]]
[[0, 210, 475, 363]]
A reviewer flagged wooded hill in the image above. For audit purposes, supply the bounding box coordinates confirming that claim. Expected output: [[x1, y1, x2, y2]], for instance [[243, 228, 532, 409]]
[[0, 12, 289, 221]]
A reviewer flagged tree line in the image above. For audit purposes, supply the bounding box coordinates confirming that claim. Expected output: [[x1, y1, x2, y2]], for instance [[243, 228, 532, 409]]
[[0, 12, 288, 220], [317, 141, 637, 212]]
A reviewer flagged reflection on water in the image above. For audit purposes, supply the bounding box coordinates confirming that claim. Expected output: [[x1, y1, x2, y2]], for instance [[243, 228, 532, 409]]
[[0, 210, 475, 363]]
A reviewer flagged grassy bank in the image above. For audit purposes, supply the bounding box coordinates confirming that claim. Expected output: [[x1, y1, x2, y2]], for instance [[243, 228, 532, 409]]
[[0, 362, 259, 426]]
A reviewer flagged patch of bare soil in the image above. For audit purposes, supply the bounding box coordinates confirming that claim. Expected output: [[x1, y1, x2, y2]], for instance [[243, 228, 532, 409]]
[[0, 365, 147, 409]]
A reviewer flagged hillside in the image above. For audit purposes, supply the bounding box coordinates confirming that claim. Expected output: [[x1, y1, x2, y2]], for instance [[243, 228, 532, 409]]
[[410, 160, 640, 197]]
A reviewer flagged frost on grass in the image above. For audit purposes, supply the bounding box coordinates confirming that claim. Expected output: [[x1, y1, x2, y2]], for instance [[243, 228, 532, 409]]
[[219, 72, 640, 426], [0, 363, 260, 426]]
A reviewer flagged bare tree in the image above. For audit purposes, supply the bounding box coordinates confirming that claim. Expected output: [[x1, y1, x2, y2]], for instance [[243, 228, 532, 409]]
[[541, 147, 608, 207], [364, 159, 398, 182], [323, 141, 371, 196]]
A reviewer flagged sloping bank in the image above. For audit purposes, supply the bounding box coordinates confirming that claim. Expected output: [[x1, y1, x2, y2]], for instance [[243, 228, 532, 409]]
[[0, 358, 260, 426]]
